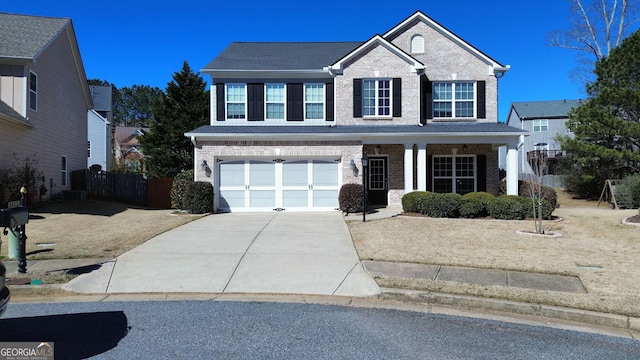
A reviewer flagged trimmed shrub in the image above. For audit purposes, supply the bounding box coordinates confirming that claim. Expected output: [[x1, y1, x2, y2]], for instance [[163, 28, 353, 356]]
[[417, 192, 462, 218], [459, 192, 495, 218], [183, 181, 213, 214], [171, 169, 194, 210], [401, 191, 428, 213], [339, 183, 364, 213], [487, 195, 528, 220], [616, 174, 640, 209]]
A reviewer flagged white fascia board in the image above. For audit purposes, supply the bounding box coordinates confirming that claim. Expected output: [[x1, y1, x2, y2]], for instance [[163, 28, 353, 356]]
[[330, 35, 424, 74]]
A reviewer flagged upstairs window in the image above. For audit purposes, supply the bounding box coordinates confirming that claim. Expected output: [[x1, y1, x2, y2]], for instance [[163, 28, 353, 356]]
[[433, 82, 475, 118], [265, 84, 285, 120], [533, 119, 548, 132], [226, 84, 246, 119], [363, 79, 391, 117], [29, 71, 38, 111], [410, 35, 424, 54], [304, 84, 324, 120]]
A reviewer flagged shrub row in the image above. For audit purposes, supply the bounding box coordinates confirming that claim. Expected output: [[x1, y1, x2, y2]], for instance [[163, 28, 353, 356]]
[[339, 183, 364, 213], [401, 191, 555, 220], [616, 174, 640, 209]]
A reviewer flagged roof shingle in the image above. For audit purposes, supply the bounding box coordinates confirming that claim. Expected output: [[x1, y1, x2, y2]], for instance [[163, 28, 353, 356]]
[[0, 12, 69, 59]]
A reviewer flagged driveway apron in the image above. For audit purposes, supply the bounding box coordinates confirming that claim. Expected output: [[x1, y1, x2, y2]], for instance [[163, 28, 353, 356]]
[[65, 212, 380, 297]]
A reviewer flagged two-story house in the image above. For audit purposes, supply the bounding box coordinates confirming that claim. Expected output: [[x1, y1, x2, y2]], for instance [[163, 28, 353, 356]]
[[0, 13, 92, 201], [186, 11, 526, 212], [505, 99, 581, 184]]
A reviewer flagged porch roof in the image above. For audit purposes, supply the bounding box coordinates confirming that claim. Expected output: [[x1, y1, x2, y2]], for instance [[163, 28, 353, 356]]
[[186, 122, 527, 144]]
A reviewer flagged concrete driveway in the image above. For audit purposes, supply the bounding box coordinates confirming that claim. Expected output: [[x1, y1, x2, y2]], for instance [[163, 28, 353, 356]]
[[65, 212, 380, 297]]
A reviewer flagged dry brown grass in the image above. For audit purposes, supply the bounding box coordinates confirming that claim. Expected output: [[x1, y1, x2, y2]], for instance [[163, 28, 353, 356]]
[[0, 200, 201, 260], [348, 191, 640, 316]]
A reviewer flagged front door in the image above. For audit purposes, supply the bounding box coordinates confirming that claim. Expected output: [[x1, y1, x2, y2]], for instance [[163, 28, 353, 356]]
[[367, 157, 388, 206]]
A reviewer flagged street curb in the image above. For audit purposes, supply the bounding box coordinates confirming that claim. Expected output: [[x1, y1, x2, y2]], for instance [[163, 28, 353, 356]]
[[8, 284, 640, 335], [379, 288, 640, 333]]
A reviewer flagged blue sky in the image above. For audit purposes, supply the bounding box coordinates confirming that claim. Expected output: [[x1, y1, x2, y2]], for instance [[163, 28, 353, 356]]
[[0, 0, 611, 120]]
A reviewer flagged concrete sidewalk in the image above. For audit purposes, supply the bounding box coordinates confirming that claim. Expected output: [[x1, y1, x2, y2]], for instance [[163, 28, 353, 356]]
[[58, 212, 380, 296]]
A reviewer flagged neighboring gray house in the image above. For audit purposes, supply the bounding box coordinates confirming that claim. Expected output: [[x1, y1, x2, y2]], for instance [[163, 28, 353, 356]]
[[186, 10, 526, 212], [87, 85, 113, 170], [0, 12, 92, 202], [504, 100, 582, 181]]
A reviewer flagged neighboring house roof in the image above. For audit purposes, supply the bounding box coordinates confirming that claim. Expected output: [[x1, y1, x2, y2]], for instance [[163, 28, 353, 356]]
[[115, 126, 147, 147], [0, 12, 69, 61], [203, 42, 362, 72], [187, 123, 526, 139], [510, 100, 583, 120]]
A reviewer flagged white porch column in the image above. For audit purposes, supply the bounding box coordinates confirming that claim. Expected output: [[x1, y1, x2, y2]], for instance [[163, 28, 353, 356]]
[[506, 144, 519, 195], [404, 143, 414, 193], [417, 143, 427, 191]]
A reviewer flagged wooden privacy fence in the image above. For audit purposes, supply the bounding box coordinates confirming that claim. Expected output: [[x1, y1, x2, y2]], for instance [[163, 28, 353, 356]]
[[71, 170, 173, 208]]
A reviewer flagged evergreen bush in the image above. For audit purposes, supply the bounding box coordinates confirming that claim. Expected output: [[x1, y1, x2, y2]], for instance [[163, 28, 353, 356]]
[[183, 181, 213, 214], [171, 169, 194, 210], [417, 192, 462, 218], [616, 174, 640, 209], [487, 195, 528, 220], [459, 192, 495, 218], [401, 191, 428, 213], [339, 183, 364, 213]]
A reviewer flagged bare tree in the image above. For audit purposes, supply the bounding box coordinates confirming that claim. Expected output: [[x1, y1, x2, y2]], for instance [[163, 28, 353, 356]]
[[549, 0, 640, 80]]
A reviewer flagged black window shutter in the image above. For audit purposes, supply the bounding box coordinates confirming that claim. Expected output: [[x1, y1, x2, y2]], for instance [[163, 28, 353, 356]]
[[426, 155, 432, 192], [392, 78, 401, 117], [423, 78, 432, 122], [216, 83, 225, 121], [325, 82, 334, 121], [477, 81, 486, 119], [353, 79, 362, 118], [476, 154, 486, 192], [287, 83, 303, 121], [247, 83, 264, 121]]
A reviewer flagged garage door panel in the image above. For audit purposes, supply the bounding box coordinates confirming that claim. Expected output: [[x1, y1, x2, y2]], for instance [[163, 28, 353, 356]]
[[250, 161, 276, 186], [283, 190, 309, 208], [313, 161, 339, 186], [219, 161, 245, 186], [313, 190, 338, 208], [283, 161, 308, 186], [219, 190, 246, 208], [250, 190, 276, 208]]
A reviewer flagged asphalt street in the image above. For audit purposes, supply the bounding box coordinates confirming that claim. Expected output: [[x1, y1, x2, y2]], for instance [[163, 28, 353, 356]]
[[1, 300, 639, 359]]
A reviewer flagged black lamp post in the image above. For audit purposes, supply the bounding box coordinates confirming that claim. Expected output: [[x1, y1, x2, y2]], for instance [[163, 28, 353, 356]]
[[361, 153, 369, 222]]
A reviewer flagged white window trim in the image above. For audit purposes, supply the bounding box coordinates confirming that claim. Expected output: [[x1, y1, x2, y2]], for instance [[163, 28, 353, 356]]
[[433, 82, 476, 119], [532, 119, 549, 132], [304, 83, 325, 121], [265, 83, 286, 121], [410, 35, 424, 54], [432, 155, 477, 194], [29, 70, 38, 112], [362, 79, 392, 119], [225, 83, 247, 120]]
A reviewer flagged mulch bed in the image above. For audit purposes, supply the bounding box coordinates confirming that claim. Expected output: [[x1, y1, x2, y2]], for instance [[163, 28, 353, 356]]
[[626, 215, 640, 223]]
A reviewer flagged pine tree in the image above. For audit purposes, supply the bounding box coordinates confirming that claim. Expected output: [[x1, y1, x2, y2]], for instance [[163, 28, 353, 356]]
[[140, 61, 209, 178], [558, 28, 640, 198]]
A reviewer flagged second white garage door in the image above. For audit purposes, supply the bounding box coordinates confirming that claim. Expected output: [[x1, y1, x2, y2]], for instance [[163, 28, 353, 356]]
[[216, 158, 341, 212]]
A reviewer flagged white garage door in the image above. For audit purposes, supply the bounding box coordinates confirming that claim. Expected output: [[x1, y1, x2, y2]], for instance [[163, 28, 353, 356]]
[[217, 159, 340, 212]]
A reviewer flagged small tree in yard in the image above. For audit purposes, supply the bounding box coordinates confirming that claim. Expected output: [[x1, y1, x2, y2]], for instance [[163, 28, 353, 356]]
[[526, 144, 549, 234]]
